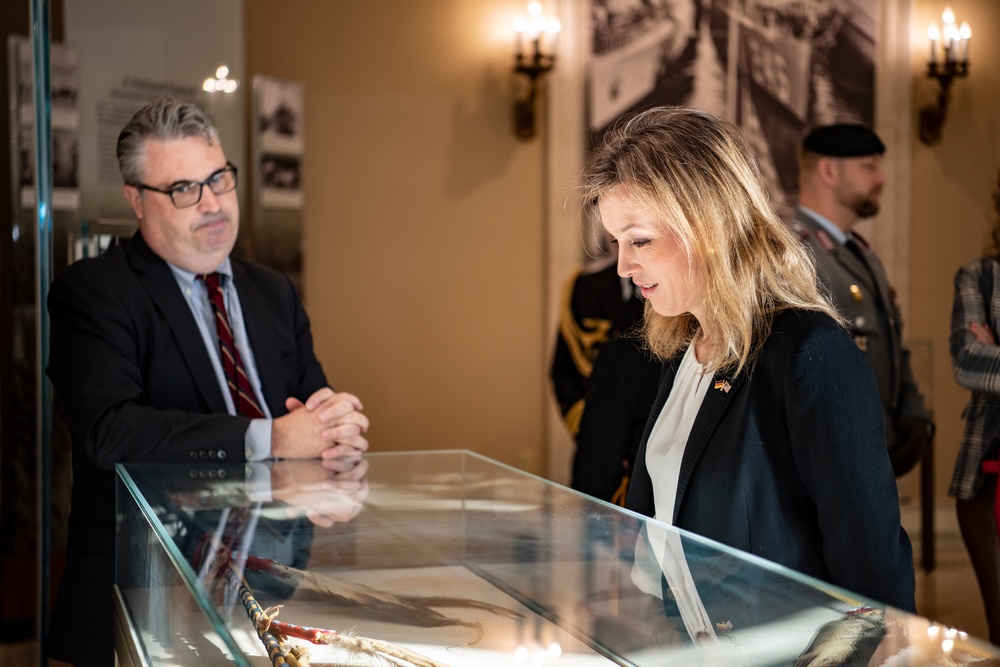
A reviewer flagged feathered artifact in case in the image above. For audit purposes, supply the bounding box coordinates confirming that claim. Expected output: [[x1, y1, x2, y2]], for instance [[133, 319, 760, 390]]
[[794, 606, 886, 667]]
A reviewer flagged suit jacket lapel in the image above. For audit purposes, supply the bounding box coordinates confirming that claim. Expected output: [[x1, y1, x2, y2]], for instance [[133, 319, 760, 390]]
[[126, 231, 228, 414], [231, 261, 284, 415], [672, 367, 745, 523]]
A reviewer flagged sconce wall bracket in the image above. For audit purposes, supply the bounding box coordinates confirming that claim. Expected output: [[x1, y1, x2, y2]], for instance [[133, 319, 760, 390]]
[[513, 46, 555, 141], [919, 61, 968, 145]]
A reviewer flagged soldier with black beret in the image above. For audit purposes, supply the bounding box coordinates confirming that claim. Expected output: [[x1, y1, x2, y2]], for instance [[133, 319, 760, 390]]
[[791, 123, 934, 476]]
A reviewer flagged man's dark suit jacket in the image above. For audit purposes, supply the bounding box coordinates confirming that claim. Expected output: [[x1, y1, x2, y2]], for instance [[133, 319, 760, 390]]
[[625, 309, 916, 614], [45, 230, 328, 665]]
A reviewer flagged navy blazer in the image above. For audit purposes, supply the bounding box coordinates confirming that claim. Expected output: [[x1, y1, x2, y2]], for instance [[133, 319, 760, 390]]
[[46, 230, 328, 665], [625, 309, 916, 613]]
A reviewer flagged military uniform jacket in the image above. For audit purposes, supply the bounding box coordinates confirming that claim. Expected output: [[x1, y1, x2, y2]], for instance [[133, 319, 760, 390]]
[[792, 207, 930, 443], [550, 261, 644, 432]]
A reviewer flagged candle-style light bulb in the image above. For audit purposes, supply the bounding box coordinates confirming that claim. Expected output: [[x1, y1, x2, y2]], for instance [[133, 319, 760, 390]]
[[959, 22, 971, 63], [928, 23, 940, 65], [513, 14, 526, 57], [944, 23, 961, 61], [942, 6, 955, 25]]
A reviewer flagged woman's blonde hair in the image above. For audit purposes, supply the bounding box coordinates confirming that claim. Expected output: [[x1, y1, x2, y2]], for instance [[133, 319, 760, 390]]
[[581, 106, 840, 375]]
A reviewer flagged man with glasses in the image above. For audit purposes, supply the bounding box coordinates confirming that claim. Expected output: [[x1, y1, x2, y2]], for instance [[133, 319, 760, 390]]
[[45, 97, 368, 666]]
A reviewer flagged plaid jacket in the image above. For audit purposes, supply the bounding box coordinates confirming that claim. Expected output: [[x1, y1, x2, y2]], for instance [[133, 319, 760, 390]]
[[950, 256, 1000, 499]]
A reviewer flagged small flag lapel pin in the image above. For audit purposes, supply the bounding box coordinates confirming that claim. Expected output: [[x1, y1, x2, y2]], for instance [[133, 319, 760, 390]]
[[714, 379, 731, 393]]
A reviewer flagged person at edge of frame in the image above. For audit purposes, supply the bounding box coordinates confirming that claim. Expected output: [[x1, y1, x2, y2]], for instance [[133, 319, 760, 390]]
[[949, 166, 1000, 645]]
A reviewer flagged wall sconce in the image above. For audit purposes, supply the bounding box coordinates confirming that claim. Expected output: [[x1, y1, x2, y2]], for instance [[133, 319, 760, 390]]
[[512, 2, 560, 141], [919, 6, 970, 145], [203, 65, 239, 94]]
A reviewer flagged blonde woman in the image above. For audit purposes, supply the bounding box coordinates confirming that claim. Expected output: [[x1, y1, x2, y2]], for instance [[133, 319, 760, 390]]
[[582, 107, 915, 612]]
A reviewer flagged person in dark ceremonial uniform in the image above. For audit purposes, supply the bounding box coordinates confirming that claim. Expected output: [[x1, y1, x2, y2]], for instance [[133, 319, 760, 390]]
[[552, 258, 663, 504], [791, 123, 934, 476], [571, 335, 663, 504], [550, 258, 645, 434]]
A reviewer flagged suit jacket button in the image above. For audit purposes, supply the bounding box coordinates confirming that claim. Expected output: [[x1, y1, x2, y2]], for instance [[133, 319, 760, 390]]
[[218, 450, 227, 460], [189, 451, 198, 460]]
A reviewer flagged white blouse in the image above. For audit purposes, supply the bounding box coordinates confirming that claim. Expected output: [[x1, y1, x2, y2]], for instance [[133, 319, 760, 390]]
[[644, 343, 712, 525]]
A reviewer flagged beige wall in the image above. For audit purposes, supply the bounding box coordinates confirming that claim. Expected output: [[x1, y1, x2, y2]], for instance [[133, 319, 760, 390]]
[[245, 0, 551, 472], [910, 0, 1000, 502]]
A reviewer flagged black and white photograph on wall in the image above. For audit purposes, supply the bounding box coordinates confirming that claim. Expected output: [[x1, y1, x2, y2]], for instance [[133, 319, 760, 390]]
[[252, 74, 305, 282], [53, 127, 80, 189], [588, 0, 876, 220], [17, 125, 35, 190], [255, 75, 304, 210], [17, 124, 82, 211], [51, 43, 81, 126], [13, 36, 34, 125], [10, 36, 81, 211], [256, 75, 304, 156], [259, 153, 304, 209]]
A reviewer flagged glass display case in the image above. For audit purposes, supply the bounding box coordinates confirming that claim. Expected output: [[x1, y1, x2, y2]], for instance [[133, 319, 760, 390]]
[[115, 451, 998, 667]]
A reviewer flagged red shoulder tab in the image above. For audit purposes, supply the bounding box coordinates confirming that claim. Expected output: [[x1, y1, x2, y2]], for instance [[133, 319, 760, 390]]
[[815, 229, 837, 251]]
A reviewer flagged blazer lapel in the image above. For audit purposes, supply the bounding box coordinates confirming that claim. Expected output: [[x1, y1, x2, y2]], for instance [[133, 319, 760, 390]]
[[638, 358, 679, 450], [672, 368, 745, 523], [231, 261, 284, 415], [126, 231, 228, 414]]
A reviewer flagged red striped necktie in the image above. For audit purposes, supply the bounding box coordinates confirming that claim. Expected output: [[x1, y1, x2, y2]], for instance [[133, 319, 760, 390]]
[[199, 272, 266, 419]]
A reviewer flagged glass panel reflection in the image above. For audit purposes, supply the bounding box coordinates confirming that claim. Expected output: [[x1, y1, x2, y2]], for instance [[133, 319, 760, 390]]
[[116, 451, 999, 666]]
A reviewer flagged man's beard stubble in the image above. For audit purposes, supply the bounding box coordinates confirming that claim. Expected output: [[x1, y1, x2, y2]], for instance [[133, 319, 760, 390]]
[[844, 186, 882, 220], [853, 198, 880, 219]]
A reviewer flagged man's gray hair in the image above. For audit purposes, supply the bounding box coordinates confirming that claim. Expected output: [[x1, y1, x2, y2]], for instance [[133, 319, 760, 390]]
[[116, 97, 220, 185]]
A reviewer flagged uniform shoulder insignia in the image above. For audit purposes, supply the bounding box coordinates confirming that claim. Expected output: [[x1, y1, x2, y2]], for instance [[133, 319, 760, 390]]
[[814, 229, 837, 251], [788, 220, 811, 242]]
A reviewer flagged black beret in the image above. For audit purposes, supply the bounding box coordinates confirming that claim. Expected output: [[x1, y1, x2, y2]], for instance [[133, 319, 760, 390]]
[[802, 124, 885, 157]]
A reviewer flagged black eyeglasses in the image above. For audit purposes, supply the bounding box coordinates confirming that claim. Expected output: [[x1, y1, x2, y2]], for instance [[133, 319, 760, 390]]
[[130, 163, 238, 209]]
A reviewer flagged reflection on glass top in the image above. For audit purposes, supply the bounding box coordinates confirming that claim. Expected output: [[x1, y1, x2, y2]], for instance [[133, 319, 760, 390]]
[[116, 450, 998, 666]]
